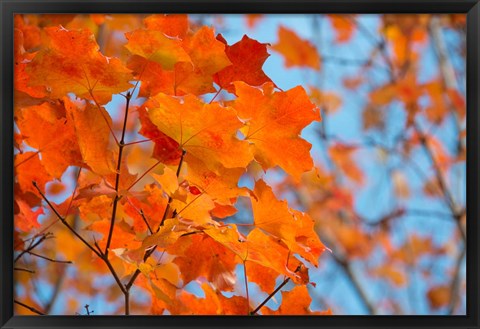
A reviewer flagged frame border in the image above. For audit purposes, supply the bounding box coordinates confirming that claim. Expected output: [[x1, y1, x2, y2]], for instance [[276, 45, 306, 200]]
[[1, 1, 479, 328]]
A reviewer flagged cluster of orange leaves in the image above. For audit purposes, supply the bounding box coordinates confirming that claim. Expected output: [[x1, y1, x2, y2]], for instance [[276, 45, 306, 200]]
[[14, 14, 331, 315]]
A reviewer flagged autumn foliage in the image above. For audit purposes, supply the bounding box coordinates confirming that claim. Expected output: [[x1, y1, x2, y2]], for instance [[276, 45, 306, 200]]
[[13, 13, 466, 316]]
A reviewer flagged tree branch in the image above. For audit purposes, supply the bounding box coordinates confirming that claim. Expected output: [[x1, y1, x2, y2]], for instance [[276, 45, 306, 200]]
[[332, 253, 376, 315], [14, 233, 51, 263], [448, 245, 466, 314], [14, 267, 35, 274], [105, 91, 132, 257], [413, 123, 466, 242], [33, 182, 102, 258], [250, 265, 301, 315], [14, 300, 45, 315], [124, 150, 186, 296], [25, 250, 73, 264]]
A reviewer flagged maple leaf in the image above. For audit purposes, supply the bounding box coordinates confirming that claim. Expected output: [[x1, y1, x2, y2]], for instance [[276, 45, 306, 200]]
[[125, 29, 191, 70], [170, 187, 216, 225], [86, 219, 141, 251], [128, 26, 230, 97], [169, 233, 239, 291], [328, 143, 364, 185], [14, 28, 46, 99], [233, 82, 320, 180], [136, 105, 182, 165], [15, 152, 52, 196], [168, 283, 249, 315], [213, 34, 274, 94], [78, 195, 113, 223], [143, 14, 189, 38], [272, 26, 321, 70], [309, 87, 342, 114], [26, 26, 132, 104], [14, 15, 41, 51], [328, 15, 356, 43], [146, 93, 253, 173], [14, 198, 43, 232], [15, 101, 83, 179], [123, 184, 168, 234], [151, 166, 179, 197], [63, 97, 117, 176], [427, 285, 450, 309], [184, 154, 248, 205], [245, 261, 279, 292], [204, 225, 308, 285], [250, 180, 325, 265], [261, 285, 332, 315]]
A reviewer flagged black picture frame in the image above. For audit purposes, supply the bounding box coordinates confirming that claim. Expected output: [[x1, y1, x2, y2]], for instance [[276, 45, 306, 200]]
[[1, 1, 479, 328]]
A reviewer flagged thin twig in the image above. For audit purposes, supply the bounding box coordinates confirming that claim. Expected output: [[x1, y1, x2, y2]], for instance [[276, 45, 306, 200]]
[[124, 150, 186, 294], [448, 245, 466, 314], [14, 233, 50, 263], [243, 261, 250, 315], [105, 91, 132, 256], [33, 182, 102, 258], [333, 254, 376, 315], [250, 266, 301, 315], [14, 267, 35, 274], [14, 300, 45, 315], [26, 250, 73, 264], [157, 149, 186, 231]]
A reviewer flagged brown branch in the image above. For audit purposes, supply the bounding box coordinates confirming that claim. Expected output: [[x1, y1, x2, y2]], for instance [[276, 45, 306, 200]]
[[250, 265, 301, 315], [100, 253, 127, 294], [33, 182, 102, 258], [44, 272, 65, 314], [14, 267, 35, 274], [105, 91, 132, 257], [125, 291, 130, 315], [124, 150, 186, 296], [33, 181, 129, 312], [332, 253, 376, 315], [84, 304, 93, 316], [157, 149, 186, 231], [14, 233, 50, 263], [88, 91, 120, 146], [139, 209, 153, 235], [26, 250, 73, 264], [413, 124, 466, 241], [243, 261, 250, 315], [448, 246, 466, 314], [348, 15, 395, 80], [14, 299, 45, 315]]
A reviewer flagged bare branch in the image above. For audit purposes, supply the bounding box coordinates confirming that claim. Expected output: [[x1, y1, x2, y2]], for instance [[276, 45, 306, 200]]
[[105, 91, 132, 257], [32, 181, 102, 258], [14, 300, 45, 315]]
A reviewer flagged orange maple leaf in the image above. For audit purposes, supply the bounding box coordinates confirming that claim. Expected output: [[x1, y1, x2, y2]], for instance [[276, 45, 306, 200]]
[[213, 34, 274, 94], [272, 25, 321, 70], [146, 93, 253, 172], [233, 82, 320, 180], [26, 26, 132, 104]]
